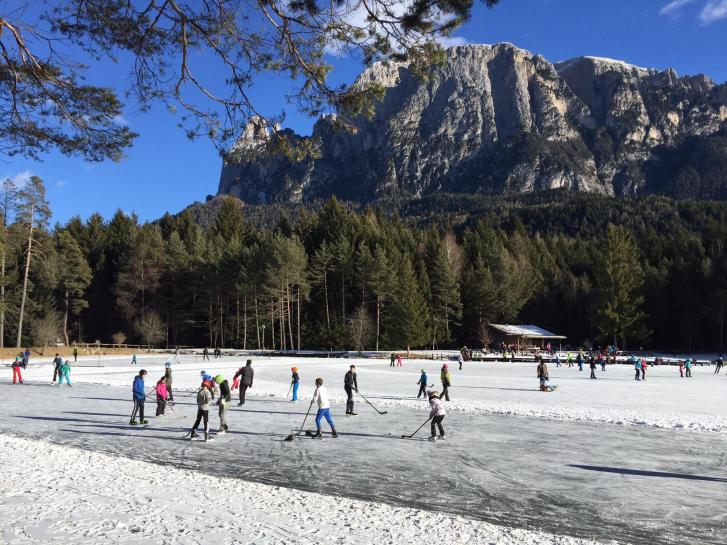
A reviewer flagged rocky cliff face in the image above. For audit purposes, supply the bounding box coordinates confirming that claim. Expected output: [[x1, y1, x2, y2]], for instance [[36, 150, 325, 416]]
[[218, 44, 727, 203]]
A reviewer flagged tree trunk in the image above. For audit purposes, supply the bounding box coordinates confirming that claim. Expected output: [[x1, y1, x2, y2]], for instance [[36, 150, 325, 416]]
[[63, 289, 70, 347], [243, 293, 248, 350], [375, 296, 381, 352], [16, 198, 34, 348], [254, 291, 260, 349], [297, 288, 301, 351], [286, 283, 294, 351], [270, 299, 275, 350], [323, 271, 330, 333], [0, 249, 5, 349]]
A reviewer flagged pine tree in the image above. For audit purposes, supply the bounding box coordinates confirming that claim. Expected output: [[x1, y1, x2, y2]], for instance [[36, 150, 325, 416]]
[[0, 178, 17, 348], [54, 230, 92, 346], [16, 176, 51, 347], [593, 224, 648, 349], [427, 234, 462, 347], [383, 257, 429, 351]]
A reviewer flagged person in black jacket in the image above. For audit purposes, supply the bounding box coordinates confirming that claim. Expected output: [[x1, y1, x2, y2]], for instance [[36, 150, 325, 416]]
[[52, 353, 63, 383], [234, 360, 254, 405], [344, 365, 358, 415], [214, 375, 231, 432]]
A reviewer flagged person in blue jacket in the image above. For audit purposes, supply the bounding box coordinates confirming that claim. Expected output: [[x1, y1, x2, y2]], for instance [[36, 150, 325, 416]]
[[290, 367, 300, 402], [417, 369, 428, 398], [685, 358, 693, 378], [130, 369, 148, 425], [631, 356, 641, 381]]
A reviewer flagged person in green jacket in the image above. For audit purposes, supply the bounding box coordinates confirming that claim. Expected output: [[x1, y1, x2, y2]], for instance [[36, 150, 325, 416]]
[[440, 364, 451, 401], [57, 360, 72, 386]]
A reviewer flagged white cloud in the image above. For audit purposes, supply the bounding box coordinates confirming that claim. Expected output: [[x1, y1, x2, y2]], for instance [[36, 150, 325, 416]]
[[112, 114, 129, 126], [0, 170, 33, 188], [659, 0, 694, 16], [56, 179, 68, 188], [699, 0, 727, 23], [439, 36, 469, 48]]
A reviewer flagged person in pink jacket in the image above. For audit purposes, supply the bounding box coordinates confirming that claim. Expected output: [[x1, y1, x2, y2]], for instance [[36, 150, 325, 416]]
[[155, 376, 169, 417], [428, 390, 446, 441]]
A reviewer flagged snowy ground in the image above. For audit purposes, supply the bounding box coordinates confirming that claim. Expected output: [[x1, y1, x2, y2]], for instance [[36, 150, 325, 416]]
[[2, 355, 727, 544]]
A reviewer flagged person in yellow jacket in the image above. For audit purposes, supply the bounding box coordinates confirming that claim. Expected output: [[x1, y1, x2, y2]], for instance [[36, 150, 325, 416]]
[[440, 364, 451, 401]]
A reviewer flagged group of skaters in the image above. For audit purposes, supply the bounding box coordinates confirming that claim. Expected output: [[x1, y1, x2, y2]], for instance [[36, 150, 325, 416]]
[[10, 349, 78, 385], [126, 357, 451, 442]]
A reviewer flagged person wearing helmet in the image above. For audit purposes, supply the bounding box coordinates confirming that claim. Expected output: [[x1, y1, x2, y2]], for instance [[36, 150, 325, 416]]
[[428, 390, 446, 441], [164, 361, 174, 402], [214, 374, 231, 433], [440, 364, 451, 401], [417, 369, 428, 398], [291, 367, 300, 402], [200, 370, 217, 399], [189, 381, 213, 441], [130, 370, 148, 425]]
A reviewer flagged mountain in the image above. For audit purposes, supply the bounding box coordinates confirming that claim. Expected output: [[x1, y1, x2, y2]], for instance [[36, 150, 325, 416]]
[[218, 43, 727, 204]]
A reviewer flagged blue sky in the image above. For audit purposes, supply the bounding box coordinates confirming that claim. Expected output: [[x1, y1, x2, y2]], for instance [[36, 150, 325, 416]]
[[4, 0, 727, 224]]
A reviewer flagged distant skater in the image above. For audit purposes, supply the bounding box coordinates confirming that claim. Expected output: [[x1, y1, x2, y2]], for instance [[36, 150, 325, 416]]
[[440, 364, 451, 401], [52, 353, 63, 383], [714, 355, 723, 374], [57, 360, 72, 386], [12, 357, 23, 384], [202, 347, 210, 361], [641, 358, 647, 381], [390, 353, 396, 367], [417, 369, 428, 398], [633, 357, 641, 381], [685, 358, 692, 378], [234, 360, 254, 405], [679, 360, 684, 377], [73, 346, 78, 363], [290, 367, 299, 402], [589, 356, 597, 379], [457, 352, 464, 371], [537, 358, 550, 390], [131, 353, 137, 365]]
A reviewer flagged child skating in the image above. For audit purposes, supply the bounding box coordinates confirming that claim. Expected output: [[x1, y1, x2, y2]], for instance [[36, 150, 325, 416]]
[[428, 390, 446, 441], [57, 360, 72, 386], [189, 381, 213, 441], [417, 369, 428, 398], [155, 376, 169, 416], [290, 367, 299, 402]]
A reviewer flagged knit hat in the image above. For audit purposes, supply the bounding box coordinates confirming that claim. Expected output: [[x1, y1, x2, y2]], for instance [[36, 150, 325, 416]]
[[421, 369, 426, 373], [201, 380, 211, 388], [165, 361, 172, 367], [214, 374, 223, 384], [291, 367, 298, 372], [428, 391, 439, 398], [443, 363, 448, 369], [200, 370, 206, 375]]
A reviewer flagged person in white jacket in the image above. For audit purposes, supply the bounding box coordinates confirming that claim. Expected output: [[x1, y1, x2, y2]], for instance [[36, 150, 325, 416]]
[[428, 391, 446, 441], [312, 378, 338, 438]]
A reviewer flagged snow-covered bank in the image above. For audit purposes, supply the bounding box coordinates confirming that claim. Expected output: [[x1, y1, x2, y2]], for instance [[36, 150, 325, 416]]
[[11, 355, 727, 435], [0, 435, 600, 545]]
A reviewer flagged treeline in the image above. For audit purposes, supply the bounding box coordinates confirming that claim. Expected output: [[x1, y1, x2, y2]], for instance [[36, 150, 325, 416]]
[[2, 178, 726, 352]]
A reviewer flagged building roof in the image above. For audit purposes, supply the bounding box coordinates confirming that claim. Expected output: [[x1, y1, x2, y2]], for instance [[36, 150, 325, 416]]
[[489, 324, 567, 339]]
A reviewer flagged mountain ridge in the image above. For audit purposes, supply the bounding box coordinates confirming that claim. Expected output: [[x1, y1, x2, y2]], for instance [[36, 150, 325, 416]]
[[218, 43, 727, 203]]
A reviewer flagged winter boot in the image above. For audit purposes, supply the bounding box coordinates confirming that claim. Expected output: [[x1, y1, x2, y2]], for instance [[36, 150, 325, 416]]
[[312, 428, 322, 439]]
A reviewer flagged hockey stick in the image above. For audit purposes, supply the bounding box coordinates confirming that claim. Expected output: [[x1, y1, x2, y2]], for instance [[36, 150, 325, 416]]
[[284, 387, 317, 441], [401, 417, 432, 439], [355, 390, 388, 415], [286, 383, 293, 398]]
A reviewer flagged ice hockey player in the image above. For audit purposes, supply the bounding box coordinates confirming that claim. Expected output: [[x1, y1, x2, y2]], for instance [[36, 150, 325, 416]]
[[537, 357, 550, 390], [11, 357, 23, 384], [155, 376, 169, 416], [52, 353, 63, 382], [190, 381, 213, 441], [344, 365, 358, 415], [417, 369, 428, 398], [164, 361, 174, 402], [290, 367, 300, 402], [215, 375, 231, 433], [130, 370, 148, 425], [440, 364, 452, 401], [312, 377, 337, 438], [234, 360, 254, 405], [57, 360, 72, 386], [428, 390, 446, 441]]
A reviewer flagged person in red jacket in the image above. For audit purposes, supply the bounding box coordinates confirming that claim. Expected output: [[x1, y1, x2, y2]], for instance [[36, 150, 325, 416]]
[[11, 357, 23, 384]]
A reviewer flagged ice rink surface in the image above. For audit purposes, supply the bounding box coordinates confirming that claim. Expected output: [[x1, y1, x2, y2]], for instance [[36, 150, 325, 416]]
[[2, 354, 726, 544]]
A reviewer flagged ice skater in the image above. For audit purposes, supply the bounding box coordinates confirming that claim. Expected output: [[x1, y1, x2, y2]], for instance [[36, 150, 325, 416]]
[[214, 375, 231, 433], [457, 352, 464, 371], [312, 377, 337, 438], [714, 355, 723, 374], [537, 357, 550, 390], [52, 353, 63, 382], [440, 364, 452, 401], [164, 361, 174, 402], [344, 365, 358, 415], [202, 347, 210, 361], [685, 358, 693, 377], [640, 358, 647, 381], [73, 345, 78, 362], [633, 357, 641, 381], [390, 353, 396, 367], [679, 360, 684, 377], [57, 360, 72, 386], [417, 369, 428, 398], [189, 381, 213, 441], [155, 376, 169, 416], [428, 390, 446, 441], [290, 367, 299, 402], [234, 360, 254, 405], [130, 369, 148, 425], [396, 354, 403, 367], [599, 354, 607, 372], [130, 353, 137, 365], [589, 356, 597, 379], [577, 352, 584, 371], [11, 357, 23, 384]]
